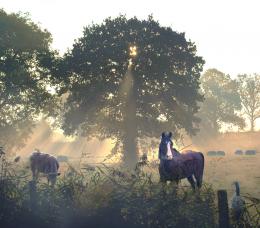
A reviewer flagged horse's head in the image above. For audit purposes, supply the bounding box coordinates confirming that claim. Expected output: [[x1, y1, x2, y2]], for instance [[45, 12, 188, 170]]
[[46, 156, 60, 186], [159, 132, 173, 160], [47, 172, 61, 186]]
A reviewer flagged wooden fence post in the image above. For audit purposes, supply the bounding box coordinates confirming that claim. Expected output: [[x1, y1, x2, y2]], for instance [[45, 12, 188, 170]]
[[29, 180, 37, 211], [217, 189, 230, 228]]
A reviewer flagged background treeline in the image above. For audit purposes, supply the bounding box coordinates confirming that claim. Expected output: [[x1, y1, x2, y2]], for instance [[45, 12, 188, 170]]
[[196, 69, 260, 141]]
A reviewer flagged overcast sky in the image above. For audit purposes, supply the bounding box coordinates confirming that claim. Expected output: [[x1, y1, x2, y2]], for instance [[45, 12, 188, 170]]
[[1, 0, 260, 76]]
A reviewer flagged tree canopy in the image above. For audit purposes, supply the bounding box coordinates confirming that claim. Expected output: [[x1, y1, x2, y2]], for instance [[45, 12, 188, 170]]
[[237, 74, 260, 131], [196, 69, 245, 139], [0, 9, 58, 152], [57, 15, 204, 166]]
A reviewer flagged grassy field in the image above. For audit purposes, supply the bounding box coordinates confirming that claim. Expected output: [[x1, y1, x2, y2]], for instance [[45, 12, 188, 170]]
[[204, 154, 260, 199], [1, 152, 259, 228], [1, 131, 260, 227], [195, 131, 260, 199]]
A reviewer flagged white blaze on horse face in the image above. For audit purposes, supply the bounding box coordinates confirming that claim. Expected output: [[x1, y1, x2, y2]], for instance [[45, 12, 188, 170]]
[[166, 141, 173, 160]]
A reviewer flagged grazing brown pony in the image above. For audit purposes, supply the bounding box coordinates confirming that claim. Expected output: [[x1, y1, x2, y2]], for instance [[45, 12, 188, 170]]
[[158, 132, 204, 189], [30, 150, 60, 186]]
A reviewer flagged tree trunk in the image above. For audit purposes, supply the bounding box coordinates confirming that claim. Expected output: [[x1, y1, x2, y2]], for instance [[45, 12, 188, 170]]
[[123, 121, 138, 168], [122, 71, 138, 168], [250, 115, 255, 132]]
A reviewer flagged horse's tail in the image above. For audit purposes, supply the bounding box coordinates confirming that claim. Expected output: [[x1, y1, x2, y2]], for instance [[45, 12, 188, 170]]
[[196, 152, 205, 188], [200, 152, 204, 174]]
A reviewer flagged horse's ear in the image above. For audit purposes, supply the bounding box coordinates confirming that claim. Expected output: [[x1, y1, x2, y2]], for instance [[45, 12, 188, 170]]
[[161, 132, 166, 138], [169, 132, 172, 138]]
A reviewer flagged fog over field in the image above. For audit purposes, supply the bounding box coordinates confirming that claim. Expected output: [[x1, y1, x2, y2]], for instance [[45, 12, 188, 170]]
[[14, 120, 260, 199]]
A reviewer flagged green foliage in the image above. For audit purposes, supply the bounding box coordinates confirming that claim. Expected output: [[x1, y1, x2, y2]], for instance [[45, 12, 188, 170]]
[[237, 74, 260, 131], [196, 69, 245, 139], [0, 9, 59, 152], [57, 15, 204, 164]]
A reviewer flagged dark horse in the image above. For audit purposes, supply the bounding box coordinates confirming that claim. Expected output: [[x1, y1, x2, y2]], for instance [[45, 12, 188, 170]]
[[30, 150, 60, 186], [158, 132, 204, 189]]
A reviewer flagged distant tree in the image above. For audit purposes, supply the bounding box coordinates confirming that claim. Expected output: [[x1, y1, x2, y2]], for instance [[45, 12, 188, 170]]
[[237, 74, 260, 131], [197, 69, 245, 138], [58, 15, 204, 167], [0, 9, 58, 152]]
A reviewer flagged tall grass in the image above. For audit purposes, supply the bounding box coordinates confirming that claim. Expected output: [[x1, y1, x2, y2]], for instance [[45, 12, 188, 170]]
[[0, 153, 259, 228]]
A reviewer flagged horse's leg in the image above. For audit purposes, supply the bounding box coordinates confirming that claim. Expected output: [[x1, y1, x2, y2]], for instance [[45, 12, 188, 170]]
[[194, 160, 204, 189], [194, 173, 202, 188], [32, 169, 39, 182], [172, 180, 179, 195], [159, 177, 167, 199], [187, 176, 196, 190], [160, 177, 167, 196], [159, 173, 167, 183], [159, 162, 168, 184]]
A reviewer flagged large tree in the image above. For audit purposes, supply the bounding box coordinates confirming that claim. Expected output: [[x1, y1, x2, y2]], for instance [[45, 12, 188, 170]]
[[0, 9, 58, 152], [59, 16, 204, 167], [197, 69, 245, 139], [237, 74, 260, 131]]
